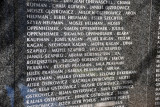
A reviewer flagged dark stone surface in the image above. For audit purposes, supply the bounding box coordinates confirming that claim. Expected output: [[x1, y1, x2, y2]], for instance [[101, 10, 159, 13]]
[[0, 0, 160, 107]]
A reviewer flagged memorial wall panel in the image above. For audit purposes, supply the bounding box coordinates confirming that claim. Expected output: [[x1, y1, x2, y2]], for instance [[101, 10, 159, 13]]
[[1, 0, 160, 107]]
